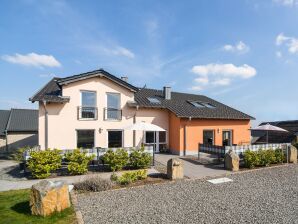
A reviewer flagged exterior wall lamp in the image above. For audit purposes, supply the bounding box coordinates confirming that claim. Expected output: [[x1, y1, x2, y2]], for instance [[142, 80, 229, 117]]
[[98, 128, 103, 133]]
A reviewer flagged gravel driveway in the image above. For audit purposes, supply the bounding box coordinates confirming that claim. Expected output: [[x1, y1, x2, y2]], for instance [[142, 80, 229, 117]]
[[78, 164, 298, 224]]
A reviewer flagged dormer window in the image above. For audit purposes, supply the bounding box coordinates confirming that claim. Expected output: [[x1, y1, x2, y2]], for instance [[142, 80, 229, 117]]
[[147, 97, 161, 104], [189, 101, 216, 109]]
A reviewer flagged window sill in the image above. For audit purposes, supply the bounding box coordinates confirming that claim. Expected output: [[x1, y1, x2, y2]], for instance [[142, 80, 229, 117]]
[[78, 118, 98, 121], [104, 119, 122, 122]]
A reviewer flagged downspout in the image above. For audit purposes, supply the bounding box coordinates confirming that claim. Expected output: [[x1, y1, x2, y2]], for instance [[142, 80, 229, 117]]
[[42, 100, 48, 149]]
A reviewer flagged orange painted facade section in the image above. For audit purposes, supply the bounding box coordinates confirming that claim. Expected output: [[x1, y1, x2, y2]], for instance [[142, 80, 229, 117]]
[[168, 112, 251, 155]]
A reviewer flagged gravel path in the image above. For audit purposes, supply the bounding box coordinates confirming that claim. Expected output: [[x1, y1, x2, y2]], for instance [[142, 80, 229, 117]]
[[78, 164, 298, 224]]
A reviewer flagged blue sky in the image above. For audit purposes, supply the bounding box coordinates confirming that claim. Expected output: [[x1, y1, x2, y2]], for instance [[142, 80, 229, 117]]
[[1, 0, 298, 126]]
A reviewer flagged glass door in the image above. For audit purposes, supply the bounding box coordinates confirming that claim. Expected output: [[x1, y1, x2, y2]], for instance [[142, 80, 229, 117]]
[[222, 130, 232, 146], [145, 131, 166, 153]]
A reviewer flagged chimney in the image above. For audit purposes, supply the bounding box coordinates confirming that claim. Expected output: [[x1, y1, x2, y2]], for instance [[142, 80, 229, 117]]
[[121, 76, 128, 82], [163, 86, 171, 100]]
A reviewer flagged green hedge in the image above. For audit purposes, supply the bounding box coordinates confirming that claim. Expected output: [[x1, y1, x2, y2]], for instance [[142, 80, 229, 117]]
[[65, 149, 95, 175], [102, 148, 152, 171], [102, 148, 129, 172], [129, 147, 152, 169], [27, 149, 62, 179], [243, 148, 285, 169]]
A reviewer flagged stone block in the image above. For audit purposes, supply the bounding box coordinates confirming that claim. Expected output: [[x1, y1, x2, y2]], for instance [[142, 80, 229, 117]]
[[225, 150, 240, 171], [167, 158, 184, 180], [30, 180, 70, 216]]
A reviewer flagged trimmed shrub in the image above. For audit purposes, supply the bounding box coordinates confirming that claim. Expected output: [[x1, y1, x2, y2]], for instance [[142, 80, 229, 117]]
[[129, 147, 152, 169], [65, 149, 95, 175], [243, 150, 260, 168], [115, 169, 148, 185], [74, 176, 113, 192], [258, 149, 276, 166], [102, 148, 129, 172], [27, 149, 62, 179], [275, 148, 285, 163], [244, 149, 284, 169]]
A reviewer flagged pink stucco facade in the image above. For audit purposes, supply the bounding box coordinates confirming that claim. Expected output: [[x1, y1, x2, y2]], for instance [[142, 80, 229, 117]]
[[38, 77, 169, 150]]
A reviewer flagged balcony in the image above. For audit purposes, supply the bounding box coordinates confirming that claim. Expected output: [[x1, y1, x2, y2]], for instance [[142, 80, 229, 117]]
[[78, 107, 98, 120], [104, 107, 122, 121]]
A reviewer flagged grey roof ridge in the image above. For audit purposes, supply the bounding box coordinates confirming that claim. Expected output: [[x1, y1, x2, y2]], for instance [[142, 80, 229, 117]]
[[29, 77, 61, 102], [57, 69, 139, 92]]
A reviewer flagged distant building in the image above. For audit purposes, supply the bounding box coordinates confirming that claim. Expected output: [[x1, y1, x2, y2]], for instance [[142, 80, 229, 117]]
[[252, 120, 298, 144], [0, 108, 38, 155]]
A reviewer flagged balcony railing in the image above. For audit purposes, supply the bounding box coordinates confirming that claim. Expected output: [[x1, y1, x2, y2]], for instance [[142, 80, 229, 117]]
[[104, 107, 122, 120], [78, 107, 98, 120]]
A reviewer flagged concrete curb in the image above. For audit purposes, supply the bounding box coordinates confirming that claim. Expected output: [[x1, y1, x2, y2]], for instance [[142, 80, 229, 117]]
[[70, 190, 84, 224]]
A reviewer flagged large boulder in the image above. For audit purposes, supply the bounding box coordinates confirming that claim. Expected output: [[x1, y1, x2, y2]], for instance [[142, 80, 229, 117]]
[[30, 180, 70, 216], [225, 150, 240, 171], [287, 145, 297, 164], [167, 158, 184, 180]]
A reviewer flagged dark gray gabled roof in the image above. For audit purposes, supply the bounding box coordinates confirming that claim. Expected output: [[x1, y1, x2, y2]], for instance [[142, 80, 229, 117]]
[[30, 69, 139, 103], [6, 109, 38, 132], [0, 109, 38, 134], [29, 77, 68, 103], [134, 88, 254, 120], [0, 110, 11, 135]]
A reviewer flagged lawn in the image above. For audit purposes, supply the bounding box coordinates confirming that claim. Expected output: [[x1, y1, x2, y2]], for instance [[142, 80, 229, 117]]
[[0, 189, 77, 224]]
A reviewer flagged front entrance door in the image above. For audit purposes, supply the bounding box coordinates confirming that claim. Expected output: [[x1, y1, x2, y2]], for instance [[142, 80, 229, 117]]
[[145, 131, 166, 153]]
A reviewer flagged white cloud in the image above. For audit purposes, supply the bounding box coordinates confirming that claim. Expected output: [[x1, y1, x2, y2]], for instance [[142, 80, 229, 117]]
[[195, 76, 209, 85], [276, 33, 290, 45], [275, 33, 298, 54], [102, 46, 135, 58], [274, 0, 298, 6], [191, 63, 257, 91], [222, 41, 250, 54], [2, 53, 61, 68], [212, 78, 231, 86], [191, 63, 256, 79]]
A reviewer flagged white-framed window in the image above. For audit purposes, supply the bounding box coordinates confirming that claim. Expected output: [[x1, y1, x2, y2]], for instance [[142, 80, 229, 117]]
[[107, 130, 123, 148], [105, 93, 121, 120], [79, 91, 97, 120], [77, 129, 95, 148]]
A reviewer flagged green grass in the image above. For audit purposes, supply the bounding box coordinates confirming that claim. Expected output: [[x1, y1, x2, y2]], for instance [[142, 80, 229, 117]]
[[0, 189, 77, 224]]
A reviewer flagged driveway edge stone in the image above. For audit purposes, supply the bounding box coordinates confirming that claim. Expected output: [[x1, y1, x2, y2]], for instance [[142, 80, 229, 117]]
[[70, 190, 84, 224]]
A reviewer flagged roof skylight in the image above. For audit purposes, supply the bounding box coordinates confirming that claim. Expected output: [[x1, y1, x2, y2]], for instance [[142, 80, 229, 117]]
[[189, 101, 216, 109], [147, 97, 161, 104]]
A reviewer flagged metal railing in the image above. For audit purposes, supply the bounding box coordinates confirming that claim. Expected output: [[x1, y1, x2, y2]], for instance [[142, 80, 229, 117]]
[[104, 107, 122, 120], [78, 106, 98, 120]]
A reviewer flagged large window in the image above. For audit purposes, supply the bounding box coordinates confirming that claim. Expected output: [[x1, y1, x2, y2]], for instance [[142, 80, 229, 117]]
[[223, 130, 233, 146], [77, 130, 95, 148], [203, 130, 214, 145], [106, 93, 121, 120], [108, 130, 123, 148], [80, 91, 97, 119]]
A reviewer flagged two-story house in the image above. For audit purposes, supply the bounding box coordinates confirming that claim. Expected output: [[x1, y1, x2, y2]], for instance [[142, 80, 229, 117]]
[[30, 69, 254, 156]]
